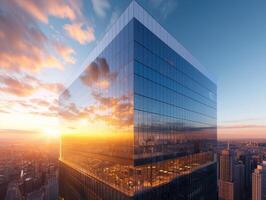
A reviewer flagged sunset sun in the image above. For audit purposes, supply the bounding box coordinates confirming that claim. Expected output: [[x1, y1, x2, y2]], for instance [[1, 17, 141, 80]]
[[43, 128, 60, 138]]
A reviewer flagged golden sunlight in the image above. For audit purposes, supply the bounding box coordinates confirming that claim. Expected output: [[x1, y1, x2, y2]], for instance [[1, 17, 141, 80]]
[[43, 128, 60, 138]]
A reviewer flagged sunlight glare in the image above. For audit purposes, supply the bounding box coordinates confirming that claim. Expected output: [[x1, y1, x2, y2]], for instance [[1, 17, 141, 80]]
[[43, 128, 60, 138]]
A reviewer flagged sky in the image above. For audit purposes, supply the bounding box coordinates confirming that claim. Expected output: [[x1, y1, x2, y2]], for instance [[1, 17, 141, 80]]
[[0, 0, 265, 140]]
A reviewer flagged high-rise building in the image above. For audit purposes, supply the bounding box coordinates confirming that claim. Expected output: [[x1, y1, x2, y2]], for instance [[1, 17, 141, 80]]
[[218, 149, 234, 200], [252, 161, 266, 200], [234, 161, 245, 200], [0, 175, 8, 200], [218, 149, 247, 200], [58, 1, 217, 200], [253, 166, 262, 200], [240, 153, 253, 200], [219, 149, 234, 182]]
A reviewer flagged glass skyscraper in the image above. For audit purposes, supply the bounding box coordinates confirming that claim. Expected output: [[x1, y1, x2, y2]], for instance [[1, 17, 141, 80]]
[[58, 1, 217, 200]]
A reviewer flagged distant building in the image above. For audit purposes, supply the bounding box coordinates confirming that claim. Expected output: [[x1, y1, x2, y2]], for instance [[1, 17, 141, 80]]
[[240, 153, 253, 200], [26, 188, 45, 200], [0, 175, 8, 200], [45, 176, 58, 200], [220, 149, 234, 182], [219, 148, 255, 200], [219, 149, 235, 200], [234, 161, 245, 200], [252, 161, 266, 200], [219, 181, 234, 200], [5, 182, 23, 200]]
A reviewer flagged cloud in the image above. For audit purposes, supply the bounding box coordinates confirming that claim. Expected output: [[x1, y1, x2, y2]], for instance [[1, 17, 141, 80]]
[[41, 82, 65, 94], [0, 73, 65, 97], [59, 91, 133, 129], [64, 22, 95, 44], [0, 129, 37, 135], [0, 1, 72, 72], [13, 0, 79, 24], [0, 74, 36, 96], [218, 124, 266, 139], [150, 0, 178, 20], [106, 8, 120, 31], [0, 108, 9, 114], [92, 92, 134, 128], [80, 58, 117, 89], [13, 0, 95, 45], [218, 124, 266, 130], [54, 42, 76, 64], [30, 98, 51, 107], [221, 117, 266, 125], [60, 89, 71, 100], [0, 99, 35, 112], [59, 102, 80, 121], [0, 96, 61, 119], [91, 0, 110, 18], [150, 0, 164, 7], [0, 0, 94, 134]]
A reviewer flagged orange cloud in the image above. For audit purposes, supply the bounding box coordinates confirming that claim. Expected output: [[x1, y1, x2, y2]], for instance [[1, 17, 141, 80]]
[[59, 91, 133, 129], [12, 0, 95, 45], [219, 124, 266, 129], [218, 124, 266, 139], [0, 2, 67, 72], [54, 42, 75, 64], [14, 0, 78, 24], [30, 98, 51, 107], [0, 129, 37, 135], [0, 52, 63, 72], [64, 22, 95, 44], [0, 74, 65, 97], [59, 103, 80, 121], [0, 0, 88, 136], [93, 93, 134, 128], [41, 82, 65, 94], [80, 58, 117, 89], [0, 99, 35, 111], [0, 96, 60, 119], [0, 75, 36, 96], [0, 108, 9, 114], [60, 89, 71, 100]]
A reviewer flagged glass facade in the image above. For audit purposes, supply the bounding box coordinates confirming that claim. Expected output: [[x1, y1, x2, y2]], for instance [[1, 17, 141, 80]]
[[59, 20, 135, 198], [59, 8, 217, 200]]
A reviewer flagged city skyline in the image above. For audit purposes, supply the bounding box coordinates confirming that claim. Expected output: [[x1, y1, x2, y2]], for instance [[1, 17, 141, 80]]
[[0, 0, 265, 142]]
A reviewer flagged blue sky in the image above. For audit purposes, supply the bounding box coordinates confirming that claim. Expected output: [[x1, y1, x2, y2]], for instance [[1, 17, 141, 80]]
[[0, 0, 265, 139], [78, 0, 266, 128]]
